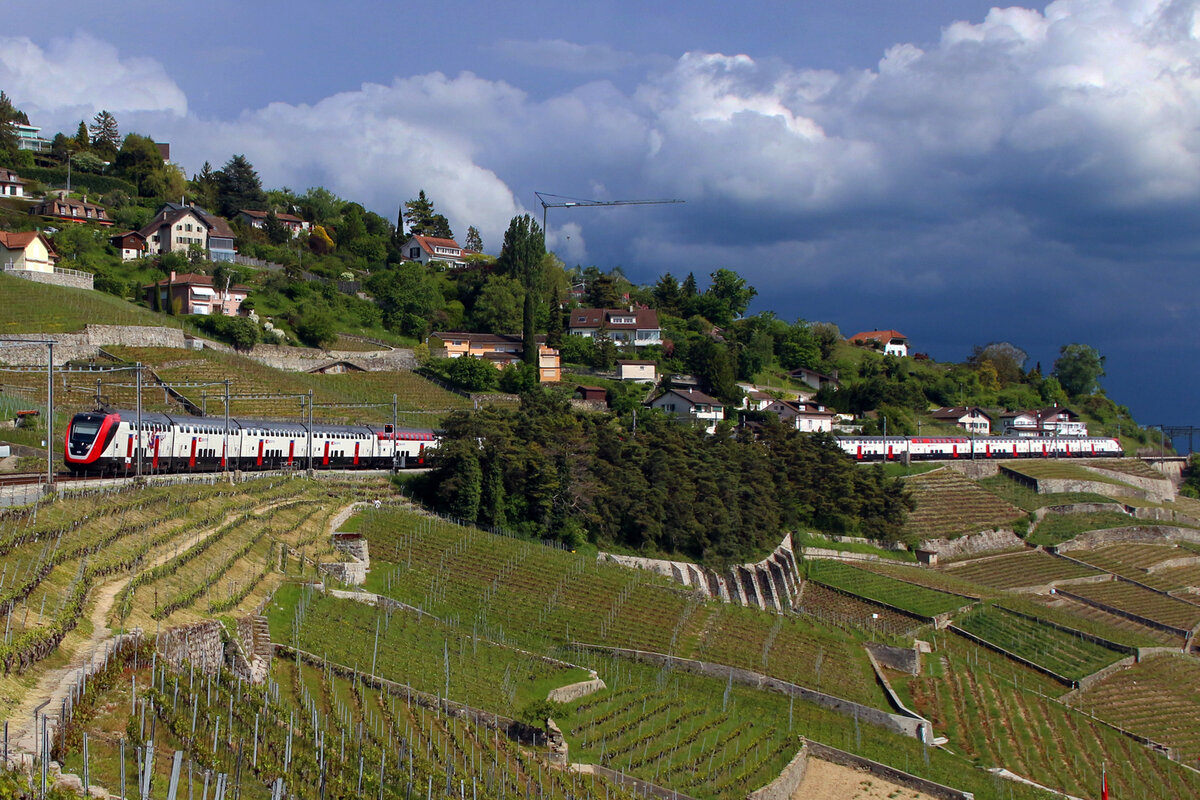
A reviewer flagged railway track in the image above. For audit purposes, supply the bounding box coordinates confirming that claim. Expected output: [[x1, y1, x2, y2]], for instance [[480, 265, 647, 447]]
[[0, 472, 105, 488]]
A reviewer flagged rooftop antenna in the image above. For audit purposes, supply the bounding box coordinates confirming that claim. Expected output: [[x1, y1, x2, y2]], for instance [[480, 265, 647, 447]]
[[534, 191, 684, 237]]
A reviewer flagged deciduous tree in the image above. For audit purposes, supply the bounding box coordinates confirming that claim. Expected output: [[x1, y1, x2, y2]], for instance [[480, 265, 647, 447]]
[[1053, 343, 1105, 397]]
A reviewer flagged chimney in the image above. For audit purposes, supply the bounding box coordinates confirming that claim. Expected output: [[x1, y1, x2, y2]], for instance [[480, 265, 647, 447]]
[[170, 271, 176, 281], [81, 195, 87, 204]]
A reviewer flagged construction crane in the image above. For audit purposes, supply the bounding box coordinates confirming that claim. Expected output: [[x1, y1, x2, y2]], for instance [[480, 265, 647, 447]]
[[534, 191, 684, 234]]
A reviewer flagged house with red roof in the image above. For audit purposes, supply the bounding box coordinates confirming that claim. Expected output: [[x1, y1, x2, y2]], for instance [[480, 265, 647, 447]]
[[763, 399, 836, 433], [142, 271, 250, 316], [568, 307, 661, 348], [404, 235, 466, 269], [848, 329, 908, 357], [931, 406, 993, 435], [427, 332, 561, 383]]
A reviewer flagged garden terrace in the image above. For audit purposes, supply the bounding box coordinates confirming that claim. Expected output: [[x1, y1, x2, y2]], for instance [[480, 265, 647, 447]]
[[1003, 461, 1139, 488], [941, 550, 1100, 590], [901, 631, 1200, 799], [1025, 594, 1184, 647], [1171, 495, 1200, 519], [1071, 655, 1200, 765], [901, 469, 1025, 540], [1064, 581, 1200, 632], [794, 582, 926, 637], [977, 474, 1113, 512], [357, 507, 889, 708], [955, 606, 1127, 681], [1027, 512, 1167, 547], [805, 561, 971, 618], [1071, 543, 1190, 574]]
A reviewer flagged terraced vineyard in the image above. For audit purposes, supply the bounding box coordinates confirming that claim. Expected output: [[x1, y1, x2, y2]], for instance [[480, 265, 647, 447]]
[[1071, 655, 1200, 765], [1086, 459, 1173, 481], [0, 272, 190, 333], [1027, 594, 1184, 647], [901, 469, 1024, 539], [357, 507, 888, 707], [942, 550, 1099, 590], [976, 474, 1113, 511], [955, 606, 1126, 681], [806, 561, 970, 618], [270, 587, 588, 716], [58, 644, 642, 800], [1065, 580, 1200, 632], [1027, 511, 1151, 547], [904, 633, 1200, 798]]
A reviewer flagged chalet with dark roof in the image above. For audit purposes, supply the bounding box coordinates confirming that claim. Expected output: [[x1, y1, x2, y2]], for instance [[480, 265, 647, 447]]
[[568, 307, 661, 347], [1001, 405, 1086, 438], [30, 195, 112, 226], [0, 169, 26, 198], [763, 399, 836, 433], [648, 387, 725, 433], [237, 208, 310, 237], [139, 203, 237, 262]]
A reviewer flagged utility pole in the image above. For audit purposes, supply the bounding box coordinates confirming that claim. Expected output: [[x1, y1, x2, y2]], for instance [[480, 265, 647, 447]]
[[135, 363, 143, 477], [392, 394, 398, 473], [534, 192, 684, 240], [224, 379, 231, 476], [46, 342, 53, 489], [307, 390, 314, 474]]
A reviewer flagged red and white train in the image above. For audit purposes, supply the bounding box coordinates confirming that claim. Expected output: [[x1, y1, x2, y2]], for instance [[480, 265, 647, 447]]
[[64, 408, 436, 475], [834, 435, 1124, 462]]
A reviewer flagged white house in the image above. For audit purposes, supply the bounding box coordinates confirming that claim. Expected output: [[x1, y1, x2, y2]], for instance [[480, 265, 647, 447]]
[[931, 407, 993, 435], [789, 366, 839, 392], [138, 203, 237, 262], [849, 329, 909, 357], [616, 360, 657, 383], [763, 399, 836, 433], [404, 235, 466, 269], [568, 307, 661, 347], [0, 231, 56, 273], [649, 388, 725, 434]]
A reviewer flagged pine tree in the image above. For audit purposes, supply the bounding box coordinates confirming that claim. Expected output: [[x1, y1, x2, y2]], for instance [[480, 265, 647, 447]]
[[89, 110, 120, 152], [0, 92, 25, 157], [403, 190, 435, 236], [74, 121, 90, 152], [215, 154, 266, 217], [465, 226, 483, 252]]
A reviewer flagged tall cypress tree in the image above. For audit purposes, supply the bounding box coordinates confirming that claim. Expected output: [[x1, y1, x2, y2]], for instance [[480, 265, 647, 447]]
[[496, 215, 545, 365]]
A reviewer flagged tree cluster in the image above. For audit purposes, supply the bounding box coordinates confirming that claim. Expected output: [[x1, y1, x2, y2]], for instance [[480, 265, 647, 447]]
[[418, 392, 913, 560]]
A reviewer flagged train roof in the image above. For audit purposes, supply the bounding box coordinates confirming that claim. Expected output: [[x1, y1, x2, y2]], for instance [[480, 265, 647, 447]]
[[86, 408, 433, 436]]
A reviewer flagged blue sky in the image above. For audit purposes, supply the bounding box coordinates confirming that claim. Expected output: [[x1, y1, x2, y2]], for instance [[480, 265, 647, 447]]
[[2, 1, 1198, 436]]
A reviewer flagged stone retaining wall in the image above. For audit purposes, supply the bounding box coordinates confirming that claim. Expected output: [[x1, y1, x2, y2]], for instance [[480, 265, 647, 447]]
[[547, 677, 606, 703], [1052, 525, 1200, 552], [746, 744, 809, 800], [573, 643, 926, 739], [600, 533, 802, 612], [866, 642, 922, 675], [156, 620, 224, 674], [1054, 588, 1193, 638], [918, 528, 1025, 560], [1081, 465, 1174, 502], [943, 461, 1001, 479], [1033, 502, 1128, 521], [3, 267, 93, 290]]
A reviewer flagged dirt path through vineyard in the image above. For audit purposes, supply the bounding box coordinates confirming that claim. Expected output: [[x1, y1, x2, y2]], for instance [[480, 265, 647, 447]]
[[4, 497, 310, 761]]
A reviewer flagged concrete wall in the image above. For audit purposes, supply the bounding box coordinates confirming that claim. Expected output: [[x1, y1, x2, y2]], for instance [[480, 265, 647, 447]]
[[943, 461, 1001, 479], [866, 642, 921, 675], [1033, 502, 1128, 521], [244, 343, 416, 372]]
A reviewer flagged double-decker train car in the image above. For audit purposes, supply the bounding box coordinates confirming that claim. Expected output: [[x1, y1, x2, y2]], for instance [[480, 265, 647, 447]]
[[64, 408, 436, 475], [834, 435, 1124, 462]]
